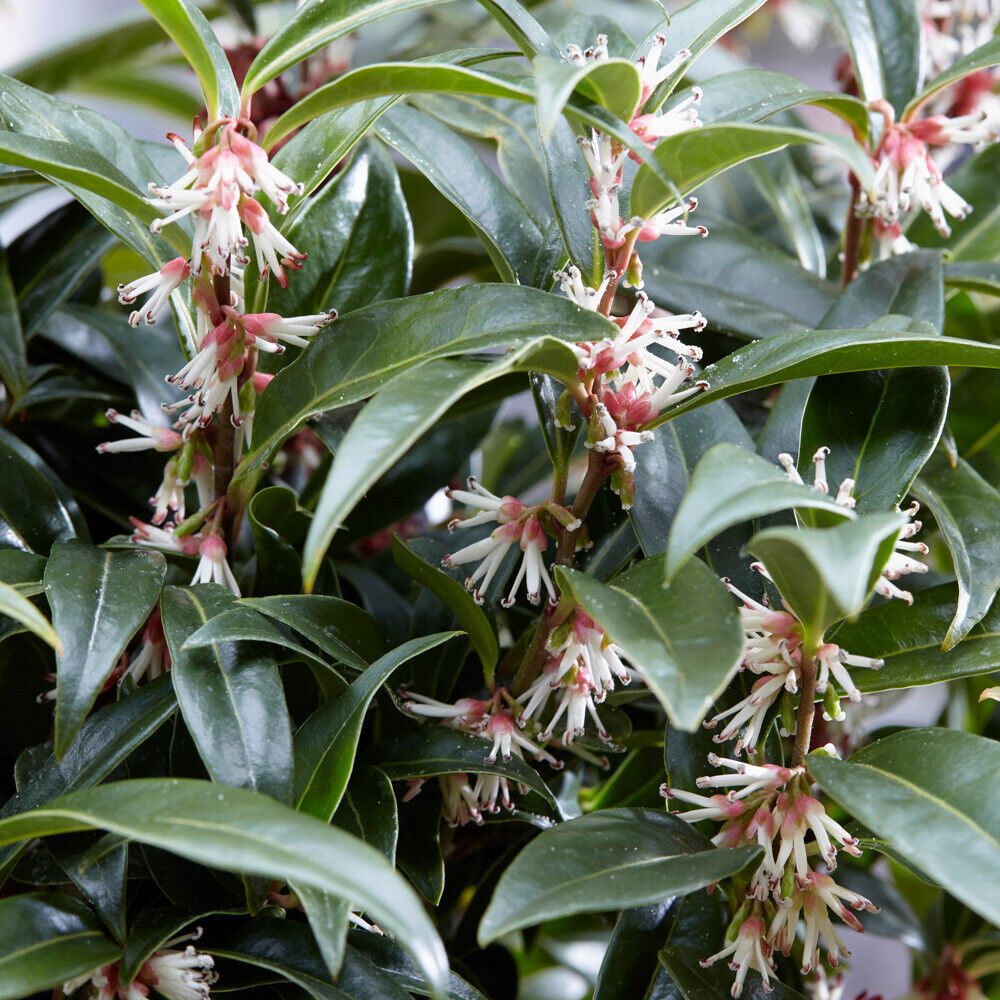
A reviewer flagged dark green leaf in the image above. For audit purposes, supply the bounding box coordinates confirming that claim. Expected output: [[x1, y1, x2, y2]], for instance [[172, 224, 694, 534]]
[[294, 633, 458, 822], [162, 585, 294, 803], [0, 892, 121, 998], [0, 251, 27, 396], [478, 808, 759, 943], [659, 945, 807, 1000], [556, 557, 743, 731], [809, 728, 1000, 928], [333, 765, 398, 863], [45, 541, 166, 757], [0, 779, 449, 990]]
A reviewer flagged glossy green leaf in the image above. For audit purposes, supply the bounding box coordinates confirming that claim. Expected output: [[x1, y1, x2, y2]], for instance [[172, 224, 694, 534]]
[[293, 884, 352, 980], [294, 633, 458, 822], [0, 580, 60, 651], [556, 557, 744, 731], [664, 443, 855, 582], [378, 105, 542, 284], [301, 338, 587, 588], [652, 318, 1000, 428], [333, 765, 398, 863], [0, 893, 121, 999], [535, 56, 642, 140], [0, 252, 26, 397], [636, 0, 769, 108], [659, 945, 807, 1000], [48, 832, 127, 944], [593, 902, 675, 1000], [831, 583, 1000, 693], [0, 550, 46, 595], [905, 37, 1000, 116], [630, 123, 874, 220], [913, 458, 1000, 648], [0, 779, 448, 990], [820, 0, 922, 114], [371, 727, 558, 809], [392, 537, 497, 678], [943, 260, 1000, 294], [809, 728, 1000, 927], [478, 808, 759, 943], [232, 285, 615, 506], [162, 585, 294, 803], [799, 367, 949, 513], [247, 485, 310, 597], [694, 69, 869, 133], [239, 594, 387, 670], [45, 541, 166, 757], [264, 64, 532, 151], [135, 0, 239, 120], [473, 0, 559, 59], [747, 514, 905, 641], [242, 0, 451, 97], [266, 141, 411, 319], [0, 676, 176, 885], [641, 216, 837, 341]]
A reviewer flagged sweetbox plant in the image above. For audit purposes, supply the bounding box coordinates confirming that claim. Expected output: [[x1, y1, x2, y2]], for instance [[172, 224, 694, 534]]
[[2, 0, 1000, 997]]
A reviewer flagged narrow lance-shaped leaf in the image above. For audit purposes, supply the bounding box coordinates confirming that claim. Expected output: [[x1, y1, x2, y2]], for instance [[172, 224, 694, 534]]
[[301, 338, 586, 589], [45, 542, 166, 758], [904, 37, 1000, 117], [478, 808, 760, 943], [135, 0, 240, 120], [0, 779, 449, 992], [555, 557, 744, 731], [0, 581, 61, 651]]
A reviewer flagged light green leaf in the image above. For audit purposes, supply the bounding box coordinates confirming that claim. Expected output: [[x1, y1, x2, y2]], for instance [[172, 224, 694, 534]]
[[556, 557, 744, 731], [0, 580, 60, 651], [905, 37, 1000, 116], [534, 56, 642, 140]]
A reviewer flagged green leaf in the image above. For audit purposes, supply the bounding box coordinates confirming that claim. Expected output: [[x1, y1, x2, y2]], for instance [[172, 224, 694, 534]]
[[556, 557, 744, 731], [0, 676, 176, 885], [212, 921, 413, 1000], [473, 0, 559, 59], [294, 633, 459, 822], [392, 537, 498, 679], [48, 832, 128, 944], [264, 64, 534, 152], [377, 106, 543, 284], [593, 902, 676, 1000], [905, 37, 1000, 117], [820, 0, 922, 114], [478, 808, 759, 943], [912, 459, 1000, 649], [630, 123, 874, 220], [808, 728, 1000, 928], [0, 580, 60, 651], [635, 0, 769, 109], [135, 0, 239, 120], [0, 75, 182, 265], [534, 56, 642, 141], [0, 427, 82, 553], [943, 260, 1000, 295], [239, 594, 387, 670], [799, 367, 949, 513], [247, 485, 310, 597], [0, 779, 449, 991], [747, 514, 905, 642], [293, 884, 351, 980], [301, 339, 587, 588], [694, 69, 869, 134], [242, 0, 451, 97], [664, 443, 856, 583], [265, 140, 411, 317], [45, 541, 166, 757], [830, 583, 1000, 693], [0, 252, 26, 397], [652, 318, 1000, 428], [659, 945, 807, 1000], [232, 285, 615, 506], [333, 765, 398, 862], [640, 216, 837, 341], [0, 892, 121, 999], [0, 550, 46, 595], [161, 585, 294, 803], [371, 727, 558, 809]]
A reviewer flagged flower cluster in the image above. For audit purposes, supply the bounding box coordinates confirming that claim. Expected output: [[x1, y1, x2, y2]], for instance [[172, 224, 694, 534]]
[[101, 115, 334, 620], [400, 689, 560, 825], [64, 931, 216, 1000], [664, 757, 878, 993]]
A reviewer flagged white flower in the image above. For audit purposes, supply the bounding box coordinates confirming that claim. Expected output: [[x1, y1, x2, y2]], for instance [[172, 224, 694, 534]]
[[635, 197, 709, 241], [539, 664, 610, 744], [554, 265, 613, 311], [97, 409, 183, 454], [139, 943, 217, 1000], [564, 34, 609, 66], [237, 308, 336, 352], [630, 89, 703, 149], [578, 130, 627, 190], [123, 607, 169, 685], [636, 36, 691, 104], [118, 256, 191, 327], [239, 197, 306, 288], [191, 534, 240, 595], [699, 916, 774, 997]]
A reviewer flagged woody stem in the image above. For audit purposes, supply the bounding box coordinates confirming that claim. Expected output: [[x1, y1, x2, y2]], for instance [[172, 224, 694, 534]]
[[841, 173, 864, 287]]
